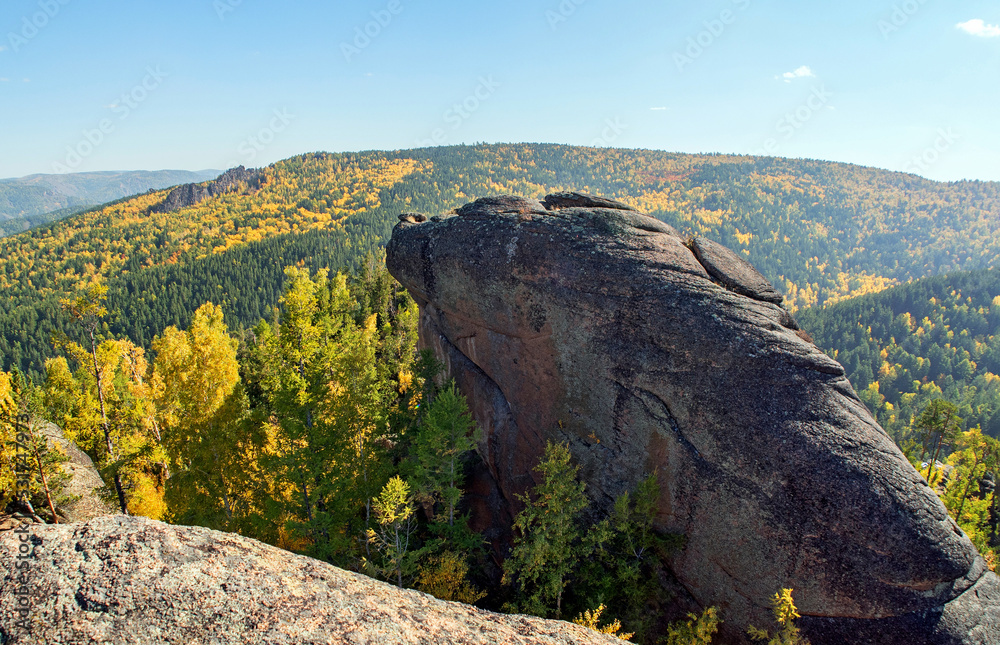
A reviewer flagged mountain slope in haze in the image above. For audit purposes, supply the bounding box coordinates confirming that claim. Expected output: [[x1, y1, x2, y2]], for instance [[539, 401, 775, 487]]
[[1, 144, 998, 379], [0, 169, 221, 236], [798, 268, 1000, 440]]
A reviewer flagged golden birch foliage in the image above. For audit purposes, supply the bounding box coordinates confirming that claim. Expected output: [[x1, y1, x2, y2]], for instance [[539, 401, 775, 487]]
[[365, 476, 416, 588], [662, 607, 720, 645], [0, 372, 17, 508], [0, 372, 14, 416], [44, 338, 165, 517], [0, 156, 424, 302], [573, 604, 634, 641], [415, 551, 486, 605], [747, 589, 810, 645], [153, 302, 240, 435], [152, 303, 260, 531]]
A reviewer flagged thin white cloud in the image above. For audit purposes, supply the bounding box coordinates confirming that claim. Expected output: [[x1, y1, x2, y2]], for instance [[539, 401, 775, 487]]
[[777, 65, 815, 83], [0, 46, 7, 52], [650, 107, 668, 111], [0, 78, 8, 82], [956, 19, 1000, 38]]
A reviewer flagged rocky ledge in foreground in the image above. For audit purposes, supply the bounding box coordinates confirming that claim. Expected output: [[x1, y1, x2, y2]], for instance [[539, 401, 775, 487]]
[[386, 193, 1000, 645], [0, 515, 620, 645]]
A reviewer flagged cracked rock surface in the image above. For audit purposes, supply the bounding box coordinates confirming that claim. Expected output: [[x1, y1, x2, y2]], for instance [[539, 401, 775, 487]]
[[385, 193, 1000, 644], [0, 515, 621, 645]]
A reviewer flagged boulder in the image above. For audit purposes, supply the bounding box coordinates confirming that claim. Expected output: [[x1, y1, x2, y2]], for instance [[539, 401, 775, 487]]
[[36, 421, 114, 523], [689, 236, 784, 304], [1, 422, 112, 530], [385, 193, 1000, 644], [0, 516, 621, 645]]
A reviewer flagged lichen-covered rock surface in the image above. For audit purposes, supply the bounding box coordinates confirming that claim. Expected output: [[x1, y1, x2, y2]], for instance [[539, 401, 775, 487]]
[[1, 422, 111, 530], [0, 515, 621, 645], [38, 421, 114, 523], [385, 193, 1000, 644]]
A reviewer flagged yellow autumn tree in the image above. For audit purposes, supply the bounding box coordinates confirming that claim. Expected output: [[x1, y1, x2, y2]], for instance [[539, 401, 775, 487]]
[[748, 589, 810, 645], [0, 372, 18, 510], [152, 302, 263, 531], [48, 284, 165, 517]]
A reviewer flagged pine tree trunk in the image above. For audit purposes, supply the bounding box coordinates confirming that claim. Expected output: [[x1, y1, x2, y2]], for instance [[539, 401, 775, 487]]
[[918, 438, 930, 466], [928, 436, 946, 483], [29, 424, 59, 524], [300, 477, 313, 523], [113, 472, 128, 515]]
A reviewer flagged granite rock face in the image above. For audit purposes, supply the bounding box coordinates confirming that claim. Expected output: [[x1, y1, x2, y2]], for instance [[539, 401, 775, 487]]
[[38, 422, 114, 523], [1, 423, 111, 529], [0, 516, 622, 645], [385, 193, 1000, 644]]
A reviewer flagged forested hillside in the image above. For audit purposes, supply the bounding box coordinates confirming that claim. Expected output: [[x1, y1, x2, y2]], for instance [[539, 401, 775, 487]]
[[2, 144, 999, 379], [0, 169, 220, 237], [798, 268, 1000, 440]]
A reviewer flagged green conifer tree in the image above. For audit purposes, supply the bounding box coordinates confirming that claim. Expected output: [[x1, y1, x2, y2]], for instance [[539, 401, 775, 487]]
[[503, 441, 589, 619]]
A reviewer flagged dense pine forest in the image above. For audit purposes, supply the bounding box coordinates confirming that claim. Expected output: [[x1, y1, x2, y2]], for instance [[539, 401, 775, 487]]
[[798, 268, 1000, 441], [3, 144, 1000, 381]]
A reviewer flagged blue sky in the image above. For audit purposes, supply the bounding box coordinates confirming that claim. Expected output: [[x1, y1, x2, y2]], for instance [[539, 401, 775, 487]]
[[1, 0, 997, 181]]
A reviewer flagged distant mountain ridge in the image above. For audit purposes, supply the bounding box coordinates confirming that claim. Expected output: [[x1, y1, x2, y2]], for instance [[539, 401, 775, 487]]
[[0, 169, 220, 236]]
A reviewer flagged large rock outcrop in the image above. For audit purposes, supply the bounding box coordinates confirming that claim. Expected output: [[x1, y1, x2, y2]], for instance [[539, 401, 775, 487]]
[[386, 193, 1000, 644], [0, 516, 621, 645], [152, 166, 262, 213]]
